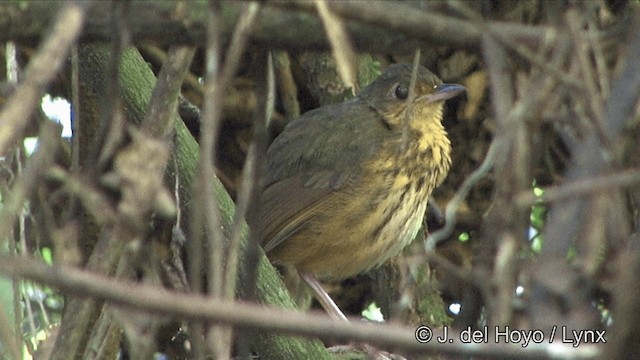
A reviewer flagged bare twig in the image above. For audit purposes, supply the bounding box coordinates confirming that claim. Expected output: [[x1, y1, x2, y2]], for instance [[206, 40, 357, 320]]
[[193, 0, 262, 298], [516, 169, 640, 207], [479, 33, 525, 327], [233, 52, 274, 299], [190, 27, 219, 355], [46, 166, 117, 225], [0, 254, 602, 360], [94, 0, 129, 170], [0, 2, 572, 53], [2, 40, 22, 360], [279, 0, 559, 50], [316, 0, 359, 93], [426, 137, 503, 249], [70, 44, 81, 215], [541, 18, 640, 258], [606, 231, 640, 359], [273, 51, 300, 119], [142, 46, 196, 139], [226, 51, 273, 360], [528, 12, 640, 336], [219, 2, 261, 87], [567, 9, 604, 123], [0, 122, 61, 247], [0, 2, 87, 157]]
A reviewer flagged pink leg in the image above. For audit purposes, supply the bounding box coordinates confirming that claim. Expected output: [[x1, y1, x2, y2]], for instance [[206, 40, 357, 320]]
[[300, 272, 401, 359], [299, 272, 348, 322]]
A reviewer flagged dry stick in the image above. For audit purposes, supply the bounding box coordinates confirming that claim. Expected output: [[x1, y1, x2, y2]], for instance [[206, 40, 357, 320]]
[[603, 26, 640, 360], [196, 1, 233, 358], [138, 44, 245, 196], [424, 12, 541, 250], [273, 51, 301, 119], [2, 41, 22, 360], [0, 2, 86, 157], [422, 251, 493, 292], [0, 122, 61, 358], [541, 18, 640, 258], [427, 18, 567, 249], [448, 0, 581, 90], [532, 14, 640, 337], [516, 169, 640, 207], [0, 254, 601, 360], [46, 166, 117, 226], [0, 123, 62, 246], [280, 0, 557, 49], [0, 121, 61, 356], [219, 0, 262, 299], [0, 2, 561, 52], [189, 2, 222, 357], [479, 33, 523, 327], [140, 44, 205, 101], [94, 1, 130, 170], [316, 0, 359, 94], [219, 2, 262, 87], [141, 46, 195, 139], [227, 52, 272, 299], [70, 44, 81, 216], [138, 44, 195, 267], [426, 137, 503, 250], [587, 15, 610, 99], [62, 6, 133, 358], [567, 8, 613, 160], [193, 0, 248, 356], [567, 9, 604, 123], [228, 51, 273, 360], [17, 151, 39, 348], [131, 45, 194, 357], [212, 4, 262, 358]]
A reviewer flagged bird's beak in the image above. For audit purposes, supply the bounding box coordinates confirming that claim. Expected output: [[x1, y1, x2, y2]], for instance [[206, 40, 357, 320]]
[[419, 84, 466, 104]]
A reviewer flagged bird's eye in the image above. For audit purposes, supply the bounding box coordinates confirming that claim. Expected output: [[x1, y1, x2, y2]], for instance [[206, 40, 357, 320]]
[[393, 84, 409, 100]]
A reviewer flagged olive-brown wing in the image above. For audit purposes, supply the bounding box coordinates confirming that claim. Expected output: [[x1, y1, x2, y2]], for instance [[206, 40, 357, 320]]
[[259, 100, 385, 253], [259, 171, 352, 253]]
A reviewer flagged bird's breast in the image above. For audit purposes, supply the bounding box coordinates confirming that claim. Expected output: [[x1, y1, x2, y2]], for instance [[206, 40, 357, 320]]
[[266, 128, 452, 281]]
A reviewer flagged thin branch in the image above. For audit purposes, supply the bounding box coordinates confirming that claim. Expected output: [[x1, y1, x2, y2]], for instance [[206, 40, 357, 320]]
[[480, 33, 525, 327], [3, 41, 22, 360], [232, 52, 273, 299], [0, 2, 571, 52], [0, 122, 61, 247], [46, 166, 117, 225], [315, 0, 359, 93], [142, 46, 195, 140], [0, 254, 602, 360], [516, 169, 640, 207], [541, 18, 640, 257], [70, 44, 81, 215], [219, 1, 262, 87], [273, 51, 300, 119], [426, 137, 503, 249], [94, 0, 134, 172], [0, 2, 87, 157], [278, 0, 560, 50]]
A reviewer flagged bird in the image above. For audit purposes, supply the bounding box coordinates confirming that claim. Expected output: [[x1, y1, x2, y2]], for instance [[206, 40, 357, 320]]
[[258, 63, 465, 321]]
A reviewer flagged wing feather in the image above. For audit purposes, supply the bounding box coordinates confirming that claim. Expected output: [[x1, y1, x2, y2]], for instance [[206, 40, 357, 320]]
[[258, 99, 384, 252]]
